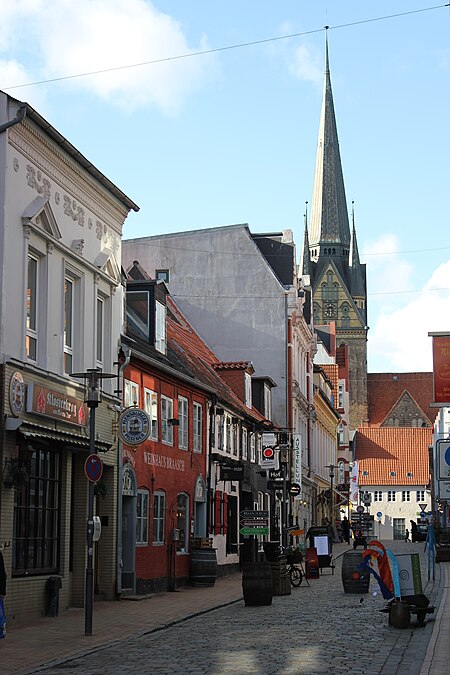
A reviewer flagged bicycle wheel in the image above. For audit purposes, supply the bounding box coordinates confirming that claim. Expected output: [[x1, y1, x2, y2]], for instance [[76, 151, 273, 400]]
[[290, 565, 302, 587]]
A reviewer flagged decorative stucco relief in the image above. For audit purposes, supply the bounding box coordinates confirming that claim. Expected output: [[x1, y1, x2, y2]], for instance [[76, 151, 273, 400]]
[[13, 157, 19, 172], [71, 239, 84, 256], [63, 195, 85, 226], [26, 165, 51, 200]]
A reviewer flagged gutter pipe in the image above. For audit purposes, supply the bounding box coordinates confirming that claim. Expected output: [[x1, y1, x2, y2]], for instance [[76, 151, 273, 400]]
[[0, 104, 26, 134]]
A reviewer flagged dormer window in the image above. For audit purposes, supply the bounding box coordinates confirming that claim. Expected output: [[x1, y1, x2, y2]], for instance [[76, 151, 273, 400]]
[[245, 372, 252, 409], [155, 300, 166, 354], [127, 290, 150, 340]]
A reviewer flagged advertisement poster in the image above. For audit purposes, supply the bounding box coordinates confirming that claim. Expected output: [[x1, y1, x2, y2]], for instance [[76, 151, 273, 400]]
[[430, 334, 450, 406]]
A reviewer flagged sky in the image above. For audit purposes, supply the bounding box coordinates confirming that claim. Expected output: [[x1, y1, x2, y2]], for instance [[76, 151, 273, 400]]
[[1, 1, 449, 374]]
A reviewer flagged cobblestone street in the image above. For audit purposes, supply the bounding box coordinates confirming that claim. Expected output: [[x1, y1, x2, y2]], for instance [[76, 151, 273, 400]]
[[34, 542, 441, 675]]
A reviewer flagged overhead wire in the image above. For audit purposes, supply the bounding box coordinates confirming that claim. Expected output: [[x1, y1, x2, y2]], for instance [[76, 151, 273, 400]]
[[1, 3, 448, 91]]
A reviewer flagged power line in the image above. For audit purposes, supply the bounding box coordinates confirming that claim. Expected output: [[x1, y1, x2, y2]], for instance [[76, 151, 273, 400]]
[[170, 286, 450, 300], [2, 4, 448, 91]]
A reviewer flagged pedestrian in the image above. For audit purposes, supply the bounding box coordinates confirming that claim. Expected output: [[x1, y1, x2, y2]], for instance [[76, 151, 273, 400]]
[[0, 547, 6, 639], [325, 518, 334, 554], [342, 516, 351, 544], [404, 529, 410, 543]]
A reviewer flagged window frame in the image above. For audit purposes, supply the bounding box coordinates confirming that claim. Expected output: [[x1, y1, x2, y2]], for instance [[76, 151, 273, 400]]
[[153, 491, 166, 545], [402, 490, 411, 502], [176, 492, 189, 554], [178, 396, 188, 450], [388, 490, 396, 502], [64, 275, 74, 374], [124, 379, 139, 408], [374, 490, 382, 502], [155, 300, 166, 354], [250, 433, 256, 463], [241, 428, 248, 460], [244, 372, 252, 408], [416, 490, 425, 502], [26, 254, 39, 361], [161, 395, 174, 445], [136, 489, 149, 545], [193, 402, 202, 453], [144, 388, 158, 441], [96, 295, 104, 367]]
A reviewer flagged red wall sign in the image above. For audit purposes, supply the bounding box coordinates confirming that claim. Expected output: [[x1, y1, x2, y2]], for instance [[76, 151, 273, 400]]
[[431, 335, 450, 405]]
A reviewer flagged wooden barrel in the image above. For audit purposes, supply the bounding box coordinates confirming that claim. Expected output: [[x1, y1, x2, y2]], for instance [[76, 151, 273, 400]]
[[341, 550, 370, 594], [189, 548, 217, 587], [242, 562, 273, 606]]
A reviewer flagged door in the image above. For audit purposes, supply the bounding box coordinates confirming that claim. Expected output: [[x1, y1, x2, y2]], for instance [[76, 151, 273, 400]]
[[121, 465, 137, 592], [393, 518, 405, 540]]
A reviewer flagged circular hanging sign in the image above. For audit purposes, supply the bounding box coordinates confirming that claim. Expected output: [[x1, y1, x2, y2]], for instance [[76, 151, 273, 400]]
[[263, 447, 275, 459], [356, 505, 365, 513], [118, 408, 150, 445], [84, 454, 103, 483], [9, 371, 25, 416]]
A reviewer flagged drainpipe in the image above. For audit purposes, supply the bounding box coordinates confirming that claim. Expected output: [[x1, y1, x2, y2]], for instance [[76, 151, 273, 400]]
[[0, 104, 26, 134], [206, 396, 217, 536]]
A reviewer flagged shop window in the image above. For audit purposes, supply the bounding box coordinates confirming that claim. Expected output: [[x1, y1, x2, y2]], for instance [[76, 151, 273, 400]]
[[13, 448, 59, 575], [176, 493, 189, 553], [153, 491, 166, 544], [136, 490, 149, 545]]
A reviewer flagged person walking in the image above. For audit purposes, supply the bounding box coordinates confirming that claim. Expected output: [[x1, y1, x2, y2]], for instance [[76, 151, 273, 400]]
[[342, 516, 351, 544], [404, 528, 410, 543], [0, 547, 6, 639]]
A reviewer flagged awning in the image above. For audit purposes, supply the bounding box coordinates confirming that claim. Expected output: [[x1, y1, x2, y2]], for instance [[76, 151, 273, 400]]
[[19, 423, 112, 452]]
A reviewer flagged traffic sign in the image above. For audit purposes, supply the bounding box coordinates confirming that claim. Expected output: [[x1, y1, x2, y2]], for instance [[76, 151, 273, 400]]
[[438, 441, 450, 479], [84, 454, 103, 483], [240, 510, 269, 520], [420, 511, 426, 519], [261, 446, 276, 469], [356, 505, 365, 513], [376, 512, 382, 518], [239, 527, 269, 536], [419, 503, 428, 512]]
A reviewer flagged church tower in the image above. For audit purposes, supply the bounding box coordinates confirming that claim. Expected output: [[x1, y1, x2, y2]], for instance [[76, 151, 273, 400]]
[[303, 34, 368, 429]]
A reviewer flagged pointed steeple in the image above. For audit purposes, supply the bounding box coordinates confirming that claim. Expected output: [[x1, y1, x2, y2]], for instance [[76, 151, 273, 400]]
[[300, 203, 311, 277], [309, 31, 351, 251], [349, 201, 367, 316]]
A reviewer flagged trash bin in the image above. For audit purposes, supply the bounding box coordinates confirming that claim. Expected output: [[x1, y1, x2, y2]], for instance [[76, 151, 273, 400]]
[[45, 576, 62, 617]]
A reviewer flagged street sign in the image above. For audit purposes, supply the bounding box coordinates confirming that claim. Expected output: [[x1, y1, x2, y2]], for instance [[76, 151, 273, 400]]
[[376, 512, 382, 519], [239, 527, 269, 536], [240, 510, 269, 520], [420, 511, 426, 519], [438, 440, 450, 479], [419, 503, 428, 512], [356, 505, 365, 513], [84, 454, 103, 483]]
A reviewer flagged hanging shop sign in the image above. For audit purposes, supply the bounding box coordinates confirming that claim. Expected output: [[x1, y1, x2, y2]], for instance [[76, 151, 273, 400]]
[[9, 371, 25, 416], [220, 463, 244, 481], [118, 408, 150, 445], [26, 382, 88, 426], [430, 333, 450, 406]]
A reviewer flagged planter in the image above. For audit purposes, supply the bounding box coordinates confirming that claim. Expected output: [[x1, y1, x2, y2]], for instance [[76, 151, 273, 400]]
[[190, 548, 217, 587]]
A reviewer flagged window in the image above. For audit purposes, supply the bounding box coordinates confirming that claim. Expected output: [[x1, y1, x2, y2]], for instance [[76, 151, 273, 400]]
[[250, 433, 256, 463], [193, 402, 202, 453], [388, 491, 396, 502], [257, 435, 262, 465], [96, 296, 104, 366], [155, 269, 169, 283], [178, 396, 188, 449], [26, 255, 38, 360], [374, 491, 382, 502], [176, 493, 189, 553], [338, 383, 344, 409], [217, 415, 224, 450], [244, 372, 252, 408], [390, 471, 396, 477], [144, 389, 158, 440], [155, 300, 166, 354], [153, 491, 165, 544], [241, 428, 248, 460], [225, 416, 232, 454], [126, 290, 149, 340], [124, 379, 139, 408], [232, 423, 238, 456], [136, 490, 149, 545], [402, 491, 411, 502], [338, 424, 345, 445], [161, 395, 173, 444], [263, 384, 271, 419], [13, 448, 59, 575], [416, 490, 425, 502], [64, 276, 74, 374]]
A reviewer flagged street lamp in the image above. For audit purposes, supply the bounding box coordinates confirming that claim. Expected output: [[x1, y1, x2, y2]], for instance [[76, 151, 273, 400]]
[[71, 368, 115, 636]]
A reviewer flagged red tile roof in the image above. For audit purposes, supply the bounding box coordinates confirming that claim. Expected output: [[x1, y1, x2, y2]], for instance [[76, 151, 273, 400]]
[[321, 364, 339, 400], [367, 372, 437, 427], [355, 427, 431, 485]]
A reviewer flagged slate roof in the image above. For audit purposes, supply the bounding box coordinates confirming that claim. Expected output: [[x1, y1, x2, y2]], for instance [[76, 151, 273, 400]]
[[355, 427, 431, 486], [367, 372, 437, 427]]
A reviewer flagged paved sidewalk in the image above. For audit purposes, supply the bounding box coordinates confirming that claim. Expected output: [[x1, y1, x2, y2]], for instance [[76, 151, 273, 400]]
[[420, 559, 450, 675], [0, 574, 243, 674]]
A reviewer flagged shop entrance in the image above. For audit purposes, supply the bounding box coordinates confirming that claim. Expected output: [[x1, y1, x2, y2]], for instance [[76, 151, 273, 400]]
[[121, 465, 137, 592]]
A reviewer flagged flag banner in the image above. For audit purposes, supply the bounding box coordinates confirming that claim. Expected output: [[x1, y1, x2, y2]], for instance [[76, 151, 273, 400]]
[[350, 461, 359, 504]]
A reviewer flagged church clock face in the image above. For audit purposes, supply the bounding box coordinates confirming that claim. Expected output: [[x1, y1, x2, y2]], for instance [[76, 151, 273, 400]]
[[324, 303, 337, 318]]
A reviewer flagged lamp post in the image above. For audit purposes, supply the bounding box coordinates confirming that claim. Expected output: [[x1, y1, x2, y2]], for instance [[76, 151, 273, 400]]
[[71, 368, 115, 636], [326, 464, 338, 524]]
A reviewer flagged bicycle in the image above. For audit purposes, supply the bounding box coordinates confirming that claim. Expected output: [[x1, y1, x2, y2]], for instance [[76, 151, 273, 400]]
[[287, 559, 303, 586]]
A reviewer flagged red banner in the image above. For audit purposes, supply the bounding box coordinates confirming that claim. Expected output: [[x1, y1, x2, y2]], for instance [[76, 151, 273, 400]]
[[432, 335, 450, 405]]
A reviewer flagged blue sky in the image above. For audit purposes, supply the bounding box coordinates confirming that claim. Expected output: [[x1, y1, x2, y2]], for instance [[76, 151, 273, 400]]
[[1, 1, 449, 373]]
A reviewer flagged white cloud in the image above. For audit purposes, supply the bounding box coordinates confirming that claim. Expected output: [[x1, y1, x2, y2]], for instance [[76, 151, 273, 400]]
[[0, 0, 215, 114], [267, 22, 322, 86], [368, 258, 450, 372]]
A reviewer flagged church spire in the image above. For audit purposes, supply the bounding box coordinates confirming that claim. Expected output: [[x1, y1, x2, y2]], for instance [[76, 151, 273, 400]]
[[349, 201, 367, 318], [309, 30, 351, 250], [300, 202, 311, 277]]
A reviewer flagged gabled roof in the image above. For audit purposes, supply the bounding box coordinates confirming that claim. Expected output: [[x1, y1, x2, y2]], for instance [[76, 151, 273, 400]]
[[367, 372, 437, 427], [355, 427, 431, 486], [322, 363, 339, 401]]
